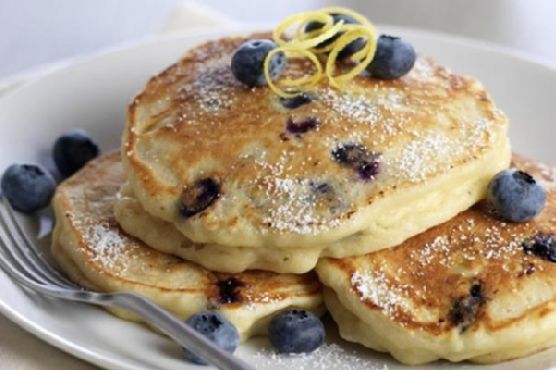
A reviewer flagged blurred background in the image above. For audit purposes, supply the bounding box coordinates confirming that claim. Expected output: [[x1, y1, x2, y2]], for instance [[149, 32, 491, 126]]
[[0, 0, 555, 81]]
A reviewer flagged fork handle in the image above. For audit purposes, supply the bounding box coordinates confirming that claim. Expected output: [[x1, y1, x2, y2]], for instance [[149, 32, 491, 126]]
[[97, 292, 253, 370]]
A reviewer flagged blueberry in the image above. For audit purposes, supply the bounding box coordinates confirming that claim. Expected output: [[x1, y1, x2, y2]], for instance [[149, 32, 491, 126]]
[[336, 37, 366, 60], [279, 93, 313, 109], [53, 129, 99, 177], [332, 144, 380, 181], [286, 116, 320, 135], [180, 178, 220, 218], [231, 39, 286, 87], [218, 277, 243, 304], [304, 14, 365, 59], [523, 234, 556, 262], [332, 144, 370, 165], [366, 35, 416, 80], [487, 169, 546, 222], [312, 182, 333, 195], [310, 182, 341, 211], [268, 309, 325, 354], [357, 161, 380, 180], [449, 284, 484, 331], [183, 311, 240, 365], [1, 164, 56, 213]]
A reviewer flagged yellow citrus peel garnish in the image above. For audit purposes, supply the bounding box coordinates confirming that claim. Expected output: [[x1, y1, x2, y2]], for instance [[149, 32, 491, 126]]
[[264, 47, 322, 99], [264, 7, 378, 98], [274, 12, 337, 49], [326, 26, 378, 88], [319, 7, 374, 27]]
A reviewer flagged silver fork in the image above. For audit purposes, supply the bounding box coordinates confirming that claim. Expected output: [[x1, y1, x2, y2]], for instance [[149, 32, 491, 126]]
[[0, 197, 254, 370]]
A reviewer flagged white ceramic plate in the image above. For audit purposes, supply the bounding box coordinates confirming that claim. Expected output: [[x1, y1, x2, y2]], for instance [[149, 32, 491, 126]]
[[1, 26, 556, 370]]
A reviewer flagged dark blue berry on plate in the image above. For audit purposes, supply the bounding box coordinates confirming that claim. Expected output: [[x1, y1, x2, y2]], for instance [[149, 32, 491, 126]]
[[180, 177, 220, 218], [231, 39, 286, 87], [305, 14, 365, 59], [268, 309, 325, 354], [183, 311, 240, 364], [332, 144, 380, 181], [279, 93, 313, 109], [523, 234, 556, 262], [1, 164, 56, 213], [366, 35, 416, 79], [286, 116, 320, 135], [487, 169, 546, 222], [53, 129, 99, 177]]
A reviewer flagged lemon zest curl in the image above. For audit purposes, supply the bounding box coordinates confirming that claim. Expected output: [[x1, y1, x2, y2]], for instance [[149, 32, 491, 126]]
[[264, 7, 378, 98]]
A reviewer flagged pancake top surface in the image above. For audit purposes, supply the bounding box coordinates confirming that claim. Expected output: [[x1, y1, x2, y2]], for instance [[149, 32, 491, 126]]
[[54, 152, 320, 308], [124, 33, 508, 247], [318, 156, 556, 334]]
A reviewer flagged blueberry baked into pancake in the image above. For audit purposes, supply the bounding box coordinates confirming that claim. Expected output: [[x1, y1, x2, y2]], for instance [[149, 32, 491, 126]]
[[317, 155, 555, 364], [114, 183, 324, 273], [119, 8, 510, 273]]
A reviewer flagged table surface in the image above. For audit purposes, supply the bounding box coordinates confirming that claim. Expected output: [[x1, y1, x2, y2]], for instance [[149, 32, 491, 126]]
[[1, 0, 555, 80]]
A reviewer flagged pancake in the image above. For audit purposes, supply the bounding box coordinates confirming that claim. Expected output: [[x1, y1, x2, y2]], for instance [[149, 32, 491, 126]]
[[316, 155, 556, 364], [51, 152, 323, 340], [122, 33, 511, 259], [114, 183, 321, 273]]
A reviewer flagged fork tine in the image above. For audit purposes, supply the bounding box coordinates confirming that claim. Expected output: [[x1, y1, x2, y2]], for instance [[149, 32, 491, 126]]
[[2, 199, 77, 287], [0, 228, 46, 285], [0, 215, 54, 286], [0, 239, 80, 299], [0, 199, 75, 288]]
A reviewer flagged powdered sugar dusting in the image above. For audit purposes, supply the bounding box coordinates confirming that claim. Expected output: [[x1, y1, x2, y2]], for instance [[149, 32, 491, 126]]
[[321, 88, 410, 141], [414, 235, 451, 266], [244, 291, 284, 311], [386, 132, 461, 182], [351, 269, 411, 319], [261, 176, 341, 235], [80, 219, 138, 275], [178, 57, 238, 116], [322, 89, 381, 125], [384, 115, 494, 184], [403, 215, 528, 282], [248, 149, 342, 235], [251, 343, 389, 370]]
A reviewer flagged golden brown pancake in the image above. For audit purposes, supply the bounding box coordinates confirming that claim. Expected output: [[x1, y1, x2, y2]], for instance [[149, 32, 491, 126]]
[[122, 33, 510, 262], [52, 152, 323, 340], [113, 185, 323, 273], [317, 155, 556, 364]]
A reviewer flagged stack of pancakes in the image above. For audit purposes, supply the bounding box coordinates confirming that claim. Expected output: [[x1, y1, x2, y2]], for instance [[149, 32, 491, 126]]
[[52, 34, 556, 364]]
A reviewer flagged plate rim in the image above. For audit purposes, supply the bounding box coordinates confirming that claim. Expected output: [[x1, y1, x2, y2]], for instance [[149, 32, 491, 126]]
[[0, 298, 135, 370]]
